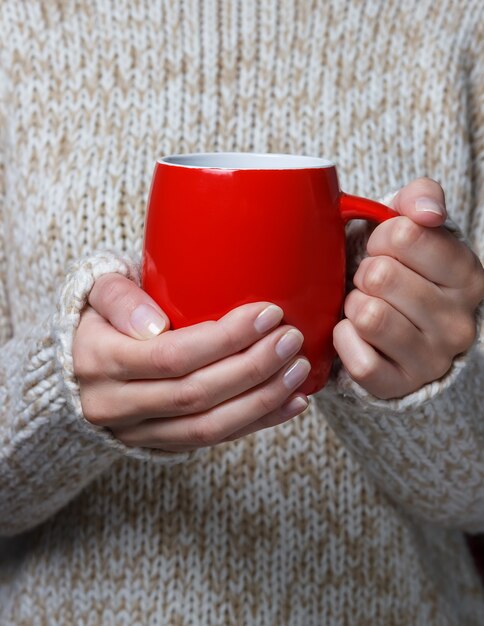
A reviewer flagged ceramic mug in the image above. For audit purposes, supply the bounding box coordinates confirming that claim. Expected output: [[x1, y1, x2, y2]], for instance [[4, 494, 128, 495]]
[[141, 153, 398, 395]]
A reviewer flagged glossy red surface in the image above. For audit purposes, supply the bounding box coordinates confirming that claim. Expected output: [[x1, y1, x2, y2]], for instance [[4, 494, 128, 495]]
[[142, 160, 397, 395]]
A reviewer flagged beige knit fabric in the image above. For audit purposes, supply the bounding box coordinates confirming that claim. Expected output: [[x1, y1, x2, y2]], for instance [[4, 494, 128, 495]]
[[1, 1, 483, 624]]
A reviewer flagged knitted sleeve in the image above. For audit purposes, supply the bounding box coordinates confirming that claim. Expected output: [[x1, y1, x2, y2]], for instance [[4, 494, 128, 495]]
[[316, 25, 484, 532], [0, 248, 198, 536]]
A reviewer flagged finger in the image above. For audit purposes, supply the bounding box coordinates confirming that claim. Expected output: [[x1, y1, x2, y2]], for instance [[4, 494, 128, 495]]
[[391, 177, 447, 227], [366, 216, 479, 289], [221, 394, 309, 442], [89, 273, 170, 339], [333, 319, 410, 399], [344, 289, 431, 381], [106, 301, 285, 380], [112, 357, 311, 447], [112, 325, 304, 422], [128, 393, 310, 451], [354, 255, 448, 334]]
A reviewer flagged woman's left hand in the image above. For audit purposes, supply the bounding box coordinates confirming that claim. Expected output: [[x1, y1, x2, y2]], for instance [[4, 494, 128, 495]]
[[333, 177, 484, 400]]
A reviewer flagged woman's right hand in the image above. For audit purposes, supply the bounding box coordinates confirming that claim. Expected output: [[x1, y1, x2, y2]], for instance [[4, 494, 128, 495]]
[[72, 273, 311, 452]]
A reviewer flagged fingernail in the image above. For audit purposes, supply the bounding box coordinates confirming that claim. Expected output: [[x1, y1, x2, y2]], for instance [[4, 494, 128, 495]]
[[415, 196, 445, 216], [275, 329, 304, 360], [283, 358, 311, 390], [254, 304, 284, 333], [130, 304, 166, 338], [281, 395, 309, 417]]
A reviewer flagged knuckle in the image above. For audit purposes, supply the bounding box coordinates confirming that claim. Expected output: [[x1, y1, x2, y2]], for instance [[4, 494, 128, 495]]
[[391, 217, 423, 250], [173, 379, 212, 413], [95, 275, 130, 309], [468, 255, 484, 299], [348, 355, 379, 384], [344, 289, 364, 321], [72, 344, 96, 380], [73, 307, 126, 381], [244, 353, 268, 386], [460, 318, 477, 351], [73, 337, 105, 383], [430, 354, 453, 381], [354, 298, 386, 335], [449, 315, 477, 354], [151, 338, 190, 377], [363, 257, 394, 294], [257, 386, 281, 415], [80, 392, 113, 427], [344, 288, 360, 312], [189, 417, 222, 446], [110, 341, 133, 380], [217, 321, 243, 354]]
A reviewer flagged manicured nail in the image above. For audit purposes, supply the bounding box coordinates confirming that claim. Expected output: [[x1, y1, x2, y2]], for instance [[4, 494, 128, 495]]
[[415, 196, 445, 216], [254, 304, 284, 333], [283, 358, 311, 390], [130, 303, 166, 338], [275, 329, 304, 360], [281, 395, 309, 417]]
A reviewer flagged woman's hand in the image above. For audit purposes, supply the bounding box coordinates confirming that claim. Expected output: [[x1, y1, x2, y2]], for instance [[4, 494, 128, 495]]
[[334, 177, 484, 400], [73, 274, 310, 452]]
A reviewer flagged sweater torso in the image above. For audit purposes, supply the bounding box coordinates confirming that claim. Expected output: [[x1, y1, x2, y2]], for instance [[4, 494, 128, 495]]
[[0, 1, 483, 624]]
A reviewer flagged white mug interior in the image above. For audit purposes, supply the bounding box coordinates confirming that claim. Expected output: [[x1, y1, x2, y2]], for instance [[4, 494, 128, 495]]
[[158, 152, 334, 170]]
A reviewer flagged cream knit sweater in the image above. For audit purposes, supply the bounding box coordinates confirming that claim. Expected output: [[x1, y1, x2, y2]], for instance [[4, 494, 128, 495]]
[[1, 1, 483, 624]]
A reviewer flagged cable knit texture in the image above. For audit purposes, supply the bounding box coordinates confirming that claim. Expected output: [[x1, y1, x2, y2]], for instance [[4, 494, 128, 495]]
[[0, 1, 483, 625]]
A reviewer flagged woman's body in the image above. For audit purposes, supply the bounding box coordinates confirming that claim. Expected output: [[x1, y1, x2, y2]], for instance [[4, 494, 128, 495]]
[[1, 1, 483, 624]]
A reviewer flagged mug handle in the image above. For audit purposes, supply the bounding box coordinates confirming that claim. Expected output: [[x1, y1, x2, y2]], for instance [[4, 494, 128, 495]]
[[339, 192, 399, 224]]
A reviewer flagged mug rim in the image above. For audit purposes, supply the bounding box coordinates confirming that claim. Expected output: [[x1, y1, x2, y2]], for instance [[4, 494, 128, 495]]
[[157, 152, 335, 170]]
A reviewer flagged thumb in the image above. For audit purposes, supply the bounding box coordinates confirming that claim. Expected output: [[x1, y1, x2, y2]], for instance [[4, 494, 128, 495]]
[[391, 177, 447, 228], [88, 273, 170, 339]]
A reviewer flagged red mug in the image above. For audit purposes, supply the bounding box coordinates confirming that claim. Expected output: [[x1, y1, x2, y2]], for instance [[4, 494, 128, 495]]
[[141, 153, 397, 395]]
